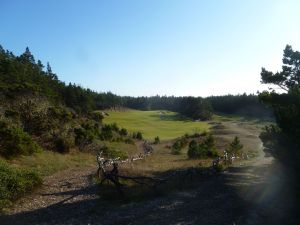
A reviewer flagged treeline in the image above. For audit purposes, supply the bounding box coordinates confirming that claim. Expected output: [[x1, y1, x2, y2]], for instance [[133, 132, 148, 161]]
[[207, 94, 273, 119], [0, 45, 213, 120], [0, 46, 120, 113], [0, 45, 272, 120], [122, 96, 213, 120]]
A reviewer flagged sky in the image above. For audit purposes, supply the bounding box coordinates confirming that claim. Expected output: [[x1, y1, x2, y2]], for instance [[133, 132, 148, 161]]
[[1, 0, 300, 97]]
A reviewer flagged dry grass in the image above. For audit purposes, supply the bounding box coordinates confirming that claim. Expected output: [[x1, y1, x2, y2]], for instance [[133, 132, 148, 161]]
[[119, 142, 212, 177], [103, 141, 140, 157], [8, 150, 96, 177], [97, 142, 214, 201]]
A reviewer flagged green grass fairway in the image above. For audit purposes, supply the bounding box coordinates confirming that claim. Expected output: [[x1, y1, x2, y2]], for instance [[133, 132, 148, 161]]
[[103, 110, 210, 140]]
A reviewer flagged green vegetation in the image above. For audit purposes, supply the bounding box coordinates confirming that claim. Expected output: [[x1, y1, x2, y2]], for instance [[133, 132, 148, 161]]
[[171, 136, 188, 155], [0, 121, 42, 159], [226, 136, 243, 155], [0, 43, 270, 208], [10, 151, 96, 177], [0, 159, 42, 211], [187, 134, 218, 159], [131, 131, 143, 140], [259, 45, 300, 175], [208, 94, 272, 119], [154, 136, 160, 144], [103, 110, 210, 140], [122, 96, 213, 120]]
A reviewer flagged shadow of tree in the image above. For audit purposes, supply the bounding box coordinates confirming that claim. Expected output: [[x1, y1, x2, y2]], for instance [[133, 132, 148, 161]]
[[0, 161, 298, 225]]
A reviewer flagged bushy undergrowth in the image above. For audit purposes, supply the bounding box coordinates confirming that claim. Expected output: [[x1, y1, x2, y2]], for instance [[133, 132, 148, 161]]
[[0, 159, 42, 211], [0, 121, 42, 159]]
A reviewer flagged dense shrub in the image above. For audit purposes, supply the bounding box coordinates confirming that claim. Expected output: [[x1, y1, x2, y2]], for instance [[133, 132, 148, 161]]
[[47, 106, 73, 123], [74, 123, 99, 150], [0, 160, 42, 211], [88, 111, 104, 122], [187, 134, 218, 159], [0, 121, 42, 158], [100, 124, 114, 141], [53, 132, 74, 153]]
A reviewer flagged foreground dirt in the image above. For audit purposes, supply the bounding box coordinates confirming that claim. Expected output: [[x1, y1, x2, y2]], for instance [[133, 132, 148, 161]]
[[1, 121, 298, 225]]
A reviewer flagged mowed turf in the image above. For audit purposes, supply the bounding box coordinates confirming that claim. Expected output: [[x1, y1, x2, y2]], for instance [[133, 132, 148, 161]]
[[103, 110, 210, 140]]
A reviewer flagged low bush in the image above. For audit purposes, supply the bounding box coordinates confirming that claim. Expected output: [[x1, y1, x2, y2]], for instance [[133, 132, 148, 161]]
[[100, 124, 115, 140], [171, 136, 189, 155], [171, 140, 182, 155], [75, 122, 101, 149], [132, 131, 143, 140], [0, 159, 42, 211], [187, 134, 218, 159], [0, 121, 42, 159], [226, 136, 243, 155], [53, 133, 74, 153]]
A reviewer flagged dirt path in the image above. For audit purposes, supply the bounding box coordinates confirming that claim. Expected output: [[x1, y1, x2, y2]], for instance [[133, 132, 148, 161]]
[[1, 121, 297, 225]]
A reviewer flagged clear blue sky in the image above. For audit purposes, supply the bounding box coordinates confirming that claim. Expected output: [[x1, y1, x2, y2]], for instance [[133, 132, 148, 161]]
[[1, 0, 300, 97]]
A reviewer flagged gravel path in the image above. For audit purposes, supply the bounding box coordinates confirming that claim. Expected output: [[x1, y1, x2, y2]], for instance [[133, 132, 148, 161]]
[[1, 121, 297, 225]]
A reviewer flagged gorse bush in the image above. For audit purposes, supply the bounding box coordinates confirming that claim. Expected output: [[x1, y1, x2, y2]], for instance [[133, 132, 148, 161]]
[[0, 159, 42, 211], [0, 120, 42, 158]]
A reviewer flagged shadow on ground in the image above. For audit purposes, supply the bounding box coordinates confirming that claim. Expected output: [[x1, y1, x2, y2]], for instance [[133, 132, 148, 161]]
[[1, 160, 298, 225]]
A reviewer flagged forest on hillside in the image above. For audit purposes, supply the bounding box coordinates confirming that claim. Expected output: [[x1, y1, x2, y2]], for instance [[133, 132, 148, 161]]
[[0, 45, 272, 120]]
